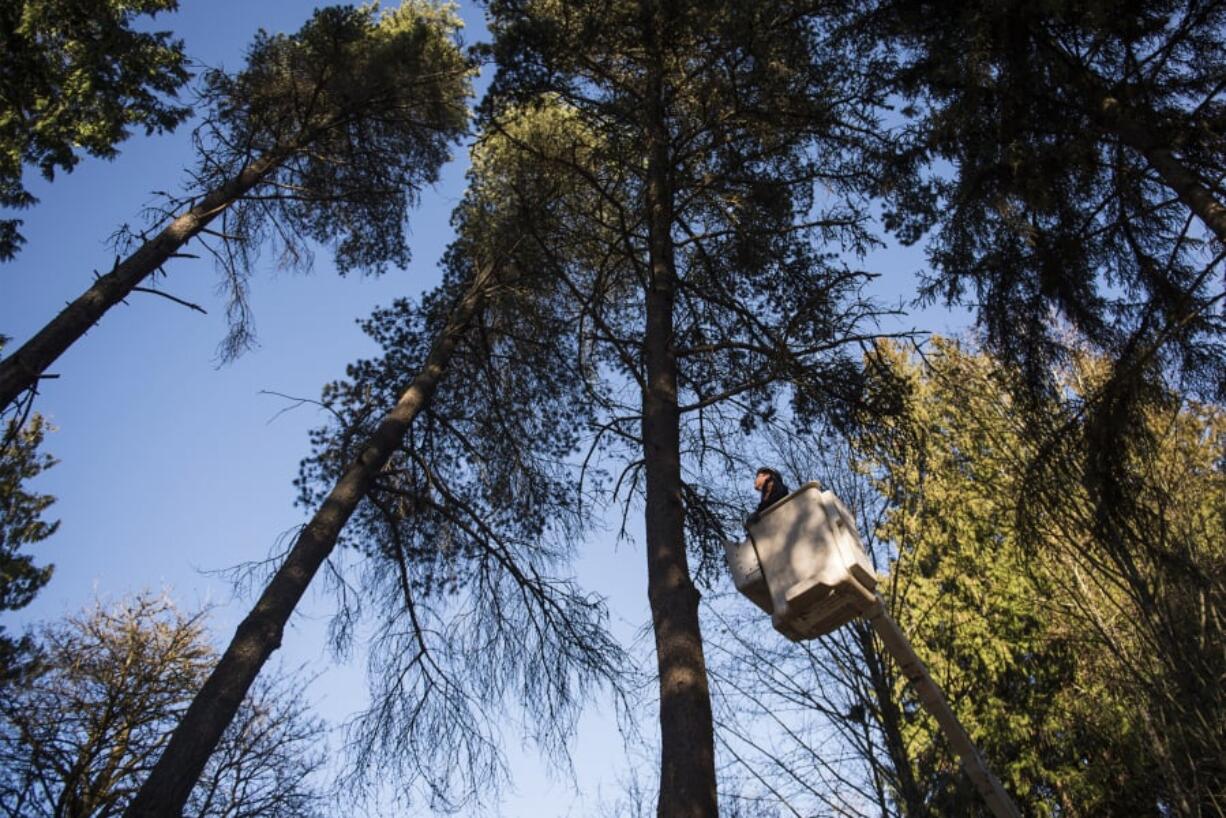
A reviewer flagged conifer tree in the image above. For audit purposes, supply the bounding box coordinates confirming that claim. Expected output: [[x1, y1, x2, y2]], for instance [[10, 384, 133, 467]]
[[0, 0, 190, 260], [481, 3, 889, 813], [0, 1, 472, 412], [856, 17, 1226, 794], [0, 404, 56, 680], [124, 105, 627, 818], [854, 341, 1175, 816], [124, 243, 496, 818], [291, 107, 628, 809]]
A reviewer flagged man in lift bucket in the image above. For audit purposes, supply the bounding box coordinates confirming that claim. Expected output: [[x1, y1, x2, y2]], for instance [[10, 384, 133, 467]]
[[748, 467, 789, 525]]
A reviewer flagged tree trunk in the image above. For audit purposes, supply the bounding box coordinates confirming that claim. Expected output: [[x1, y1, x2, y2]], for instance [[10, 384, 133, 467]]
[[856, 621, 930, 818], [0, 153, 281, 412], [640, 16, 719, 815], [1115, 121, 1226, 246], [122, 262, 496, 818], [1035, 37, 1226, 246]]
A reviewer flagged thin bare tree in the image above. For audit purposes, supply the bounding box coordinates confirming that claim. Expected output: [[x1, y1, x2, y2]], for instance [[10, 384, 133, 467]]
[[0, 593, 329, 818]]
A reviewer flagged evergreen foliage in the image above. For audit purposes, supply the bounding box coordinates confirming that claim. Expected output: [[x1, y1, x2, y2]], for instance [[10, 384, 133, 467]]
[[169, 0, 476, 357], [480, 0, 891, 548], [866, 0, 1226, 400], [856, 339, 1225, 816], [0, 404, 56, 681], [0, 0, 475, 413], [0, 415, 55, 613], [853, 19, 1226, 800], [712, 338, 1223, 817], [0, 0, 190, 260]]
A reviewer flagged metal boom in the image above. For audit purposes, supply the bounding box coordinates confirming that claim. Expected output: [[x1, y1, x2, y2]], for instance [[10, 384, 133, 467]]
[[865, 599, 1022, 818]]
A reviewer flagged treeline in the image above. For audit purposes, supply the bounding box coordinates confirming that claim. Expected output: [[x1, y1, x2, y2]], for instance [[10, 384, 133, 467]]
[[713, 339, 1224, 816]]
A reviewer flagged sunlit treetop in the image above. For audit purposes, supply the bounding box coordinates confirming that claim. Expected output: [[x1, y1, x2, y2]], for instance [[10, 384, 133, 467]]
[[171, 0, 476, 357]]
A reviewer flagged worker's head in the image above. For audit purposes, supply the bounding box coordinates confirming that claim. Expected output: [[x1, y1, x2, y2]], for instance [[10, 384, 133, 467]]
[[755, 467, 780, 492]]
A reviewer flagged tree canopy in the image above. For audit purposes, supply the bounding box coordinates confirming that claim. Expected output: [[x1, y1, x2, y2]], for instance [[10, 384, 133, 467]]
[[0, 402, 56, 680], [0, 0, 190, 260], [859, 339, 1225, 815], [1, 1, 1222, 815], [0, 0, 476, 413], [866, 0, 1225, 397], [0, 593, 329, 818], [709, 337, 1224, 817]]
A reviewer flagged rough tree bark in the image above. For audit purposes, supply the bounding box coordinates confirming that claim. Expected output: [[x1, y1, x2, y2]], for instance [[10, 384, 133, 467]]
[[640, 15, 719, 815], [122, 261, 496, 818], [0, 152, 283, 412]]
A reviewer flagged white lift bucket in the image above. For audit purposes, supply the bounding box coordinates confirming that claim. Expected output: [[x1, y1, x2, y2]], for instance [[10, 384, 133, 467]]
[[724, 481, 1023, 818], [724, 481, 878, 641]]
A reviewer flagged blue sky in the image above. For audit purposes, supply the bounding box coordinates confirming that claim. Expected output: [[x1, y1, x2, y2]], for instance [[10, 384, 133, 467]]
[[2, 2, 967, 814]]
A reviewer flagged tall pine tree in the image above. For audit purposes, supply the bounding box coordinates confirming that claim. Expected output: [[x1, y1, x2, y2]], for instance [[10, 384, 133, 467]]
[[124, 98, 628, 817], [482, 3, 889, 813], [0, 1, 472, 411]]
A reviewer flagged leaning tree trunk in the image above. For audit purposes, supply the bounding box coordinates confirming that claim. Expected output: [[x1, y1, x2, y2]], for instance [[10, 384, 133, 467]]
[[1110, 114, 1226, 245], [1043, 39, 1226, 246], [640, 29, 719, 818], [0, 152, 285, 413], [123, 261, 496, 818]]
